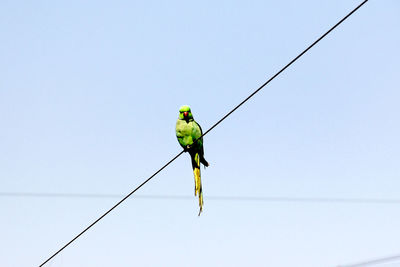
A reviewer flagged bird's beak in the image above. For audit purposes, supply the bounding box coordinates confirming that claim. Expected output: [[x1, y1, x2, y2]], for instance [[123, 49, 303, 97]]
[[183, 111, 188, 117]]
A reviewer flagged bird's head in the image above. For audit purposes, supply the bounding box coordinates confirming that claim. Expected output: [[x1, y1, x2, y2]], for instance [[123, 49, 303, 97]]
[[178, 105, 193, 121]]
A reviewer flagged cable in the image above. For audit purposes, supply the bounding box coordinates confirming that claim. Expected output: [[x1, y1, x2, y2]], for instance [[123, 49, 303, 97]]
[[38, 1, 369, 266], [337, 254, 400, 267], [198, 0, 369, 142], [3, 192, 400, 204], [38, 150, 184, 267]]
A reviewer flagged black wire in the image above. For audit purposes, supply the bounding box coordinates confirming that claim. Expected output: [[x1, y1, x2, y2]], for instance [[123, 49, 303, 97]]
[[38, 150, 184, 267], [38, 1, 369, 266], [198, 0, 369, 142], [3, 192, 400, 204]]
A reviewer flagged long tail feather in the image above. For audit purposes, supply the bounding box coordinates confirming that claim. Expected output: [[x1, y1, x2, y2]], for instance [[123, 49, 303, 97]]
[[193, 153, 203, 215]]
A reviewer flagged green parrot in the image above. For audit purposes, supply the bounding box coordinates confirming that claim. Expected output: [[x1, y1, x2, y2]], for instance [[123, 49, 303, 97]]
[[175, 105, 209, 215]]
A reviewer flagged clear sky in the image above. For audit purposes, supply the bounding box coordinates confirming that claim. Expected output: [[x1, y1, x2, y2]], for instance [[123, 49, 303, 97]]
[[1, 1, 399, 266]]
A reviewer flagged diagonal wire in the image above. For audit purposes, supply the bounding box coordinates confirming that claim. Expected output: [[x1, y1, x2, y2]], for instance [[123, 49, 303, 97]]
[[39, 1, 369, 266], [337, 254, 400, 267], [198, 0, 368, 141], [38, 150, 184, 267]]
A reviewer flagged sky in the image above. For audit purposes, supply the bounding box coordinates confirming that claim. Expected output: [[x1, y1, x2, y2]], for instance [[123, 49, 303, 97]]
[[0, 0, 399, 266]]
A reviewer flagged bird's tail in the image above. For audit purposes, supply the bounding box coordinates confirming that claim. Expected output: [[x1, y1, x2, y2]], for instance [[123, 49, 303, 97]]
[[193, 153, 203, 216]]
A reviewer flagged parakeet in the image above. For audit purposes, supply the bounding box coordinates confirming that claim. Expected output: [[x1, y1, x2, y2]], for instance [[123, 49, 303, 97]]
[[175, 105, 209, 215]]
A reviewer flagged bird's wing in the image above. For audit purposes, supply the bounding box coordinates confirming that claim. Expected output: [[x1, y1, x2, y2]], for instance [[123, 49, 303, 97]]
[[193, 120, 203, 139]]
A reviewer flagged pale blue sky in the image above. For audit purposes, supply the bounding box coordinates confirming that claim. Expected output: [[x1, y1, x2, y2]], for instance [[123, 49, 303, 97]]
[[1, 1, 399, 266]]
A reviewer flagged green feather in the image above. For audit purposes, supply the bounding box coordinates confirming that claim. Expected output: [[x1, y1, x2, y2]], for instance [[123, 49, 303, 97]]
[[175, 105, 209, 215]]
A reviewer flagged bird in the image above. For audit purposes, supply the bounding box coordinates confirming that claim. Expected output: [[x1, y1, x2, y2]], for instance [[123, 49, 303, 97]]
[[175, 105, 209, 215]]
